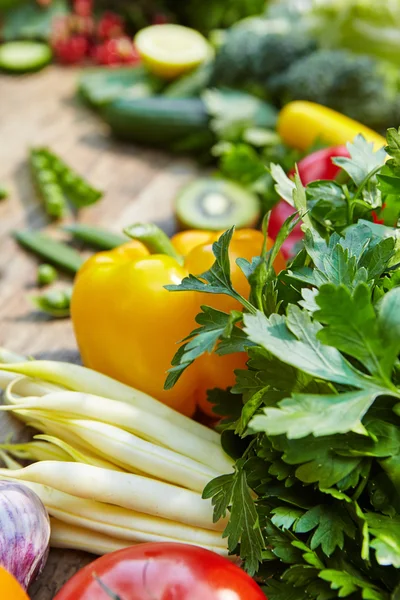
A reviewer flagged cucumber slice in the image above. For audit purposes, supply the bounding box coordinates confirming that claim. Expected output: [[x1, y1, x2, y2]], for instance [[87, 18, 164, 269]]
[[0, 41, 52, 73], [135, 24, 212, 80], [175, 177, 261, 231]]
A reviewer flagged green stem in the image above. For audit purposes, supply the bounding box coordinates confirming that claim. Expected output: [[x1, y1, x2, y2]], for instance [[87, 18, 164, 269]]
[[342, 184, 354, 224], [124, 223, 184, 265], [352, 165, 382, 204]]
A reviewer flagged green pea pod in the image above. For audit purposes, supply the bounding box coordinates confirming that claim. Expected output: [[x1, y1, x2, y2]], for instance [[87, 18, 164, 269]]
[[14, 231, 84, 274], [41, 148, 103, 208], [31, 288, 72, 318], [63, 224, 127, 250], [0, 186, 8, 200], [30, 148, 67, 219]]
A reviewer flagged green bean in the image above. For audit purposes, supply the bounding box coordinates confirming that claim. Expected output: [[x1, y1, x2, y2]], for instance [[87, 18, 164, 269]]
[[14, 231, 84, 273], [63, 224, 127, 250], [0, 185, 8, 200]]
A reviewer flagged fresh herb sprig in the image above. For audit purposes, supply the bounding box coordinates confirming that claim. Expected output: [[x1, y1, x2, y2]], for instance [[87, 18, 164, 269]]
[[166, 129, 400, 597]]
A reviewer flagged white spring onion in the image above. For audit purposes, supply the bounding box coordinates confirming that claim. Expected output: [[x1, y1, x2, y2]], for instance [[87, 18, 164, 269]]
[[0, 462, 226, 531], [0, 354, 220, 445], [1, 392, 233, 473]]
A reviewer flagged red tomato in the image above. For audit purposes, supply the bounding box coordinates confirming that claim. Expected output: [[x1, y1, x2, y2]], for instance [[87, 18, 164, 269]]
[[269, 145, 350, 258], [54, 543, 266, 600]]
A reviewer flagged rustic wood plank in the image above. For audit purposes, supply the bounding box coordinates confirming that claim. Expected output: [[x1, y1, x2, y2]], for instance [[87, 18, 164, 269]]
[[0, 65, 202, 597]]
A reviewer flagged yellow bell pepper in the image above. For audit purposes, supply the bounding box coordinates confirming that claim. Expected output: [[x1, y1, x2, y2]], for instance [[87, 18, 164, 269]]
[[71, 225, 286, 417], [278, 101, 386, 152]]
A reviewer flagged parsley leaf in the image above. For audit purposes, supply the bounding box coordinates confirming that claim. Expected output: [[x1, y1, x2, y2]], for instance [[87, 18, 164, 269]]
[[332, 135, 386, 186], [243, 306, 365, 387], [166, 227, 255, 313], [204, 459, 264, 575], [319, 570, 386, 600], [366, 513, 400, 568], [251, 389, 380, 439], [294, 505, 356, 557], [314, 283, 397, 381]]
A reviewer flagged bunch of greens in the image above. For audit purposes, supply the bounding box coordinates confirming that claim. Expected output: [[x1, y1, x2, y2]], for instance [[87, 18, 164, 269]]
[[305, 0, 400, 66], [165, 129, 400, 599], [94, 0, 267, 34]]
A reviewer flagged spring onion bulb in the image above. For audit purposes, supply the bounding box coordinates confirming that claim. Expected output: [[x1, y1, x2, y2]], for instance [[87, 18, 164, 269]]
[[0, 462, 226, 531], [0, 481, 50, 590]]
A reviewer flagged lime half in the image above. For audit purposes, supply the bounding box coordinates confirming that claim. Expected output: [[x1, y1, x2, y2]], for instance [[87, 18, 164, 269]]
[[135, 24, 212, 80], [0, 41, 52, 73]]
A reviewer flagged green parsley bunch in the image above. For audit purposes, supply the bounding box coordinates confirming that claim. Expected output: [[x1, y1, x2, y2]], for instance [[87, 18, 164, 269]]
[[166, 129, 400, 600]]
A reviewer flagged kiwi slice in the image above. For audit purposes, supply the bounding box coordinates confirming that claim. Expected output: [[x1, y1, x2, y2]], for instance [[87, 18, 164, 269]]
[[175, 177, 260, 231]]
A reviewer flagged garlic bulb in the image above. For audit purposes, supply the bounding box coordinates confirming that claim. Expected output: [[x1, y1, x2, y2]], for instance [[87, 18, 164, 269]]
[[0, 480, 50, 590]]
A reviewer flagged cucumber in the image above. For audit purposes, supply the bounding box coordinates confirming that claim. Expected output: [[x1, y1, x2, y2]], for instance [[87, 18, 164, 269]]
[[101, 96, 213, 150], [0, 41, 52, 73]]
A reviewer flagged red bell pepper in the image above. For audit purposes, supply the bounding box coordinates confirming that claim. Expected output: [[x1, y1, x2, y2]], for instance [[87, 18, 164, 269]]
[[269, 145, 350, 258]]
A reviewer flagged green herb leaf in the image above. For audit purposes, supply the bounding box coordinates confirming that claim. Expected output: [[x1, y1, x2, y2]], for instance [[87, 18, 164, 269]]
[[366, 513, 400, 568], [243, 306, 364, 387], [251, 389, 380, 439], [319, 569, 386, 600], [295, 505, 356, 556], [224, 461, 264, 575], [332, 135, 386, 186], [166, 227, 254, 312], [314, 283, 396, 380]]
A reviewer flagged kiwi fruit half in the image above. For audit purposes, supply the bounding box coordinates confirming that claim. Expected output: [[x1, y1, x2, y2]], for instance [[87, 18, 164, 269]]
[[175, 177, 261, 230]]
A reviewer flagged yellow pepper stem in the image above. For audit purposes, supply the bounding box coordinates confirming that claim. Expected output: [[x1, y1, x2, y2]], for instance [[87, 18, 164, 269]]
[[124, 223, 184, 265]]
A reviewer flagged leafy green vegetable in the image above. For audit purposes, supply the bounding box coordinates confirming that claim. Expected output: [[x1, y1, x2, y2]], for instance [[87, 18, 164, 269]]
[[166, 127, 400, 597], [78, 66, 164, 108], [2, 0, 67, 41]]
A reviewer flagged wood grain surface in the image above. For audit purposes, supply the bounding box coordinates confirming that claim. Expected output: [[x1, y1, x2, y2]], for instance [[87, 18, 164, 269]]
[[0, 66, 202, 598]]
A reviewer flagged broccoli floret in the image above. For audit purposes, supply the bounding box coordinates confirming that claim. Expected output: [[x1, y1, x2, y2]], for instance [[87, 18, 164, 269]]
[[212, 17, 316, 88], [268, 49, 400, 131]]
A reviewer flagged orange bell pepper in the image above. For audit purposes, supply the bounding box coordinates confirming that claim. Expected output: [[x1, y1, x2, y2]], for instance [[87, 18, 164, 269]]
[[71, 225, 285, 417]]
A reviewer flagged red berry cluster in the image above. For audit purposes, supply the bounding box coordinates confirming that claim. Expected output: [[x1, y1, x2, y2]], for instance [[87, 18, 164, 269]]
[[51, 0, 140, 66]]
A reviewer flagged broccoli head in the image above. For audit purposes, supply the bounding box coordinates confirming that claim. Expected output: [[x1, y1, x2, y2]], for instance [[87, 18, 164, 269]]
[[212, 17, 316, 88], [268, 49, 400, 131]]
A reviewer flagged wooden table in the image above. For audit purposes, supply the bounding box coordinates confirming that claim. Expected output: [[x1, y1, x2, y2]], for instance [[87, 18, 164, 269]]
[[0, 66, 202, 598]]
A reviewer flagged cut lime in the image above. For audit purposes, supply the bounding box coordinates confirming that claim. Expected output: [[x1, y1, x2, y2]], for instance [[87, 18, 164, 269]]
[[135, 24, 212, 80], [0, 41, 52, 73]]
